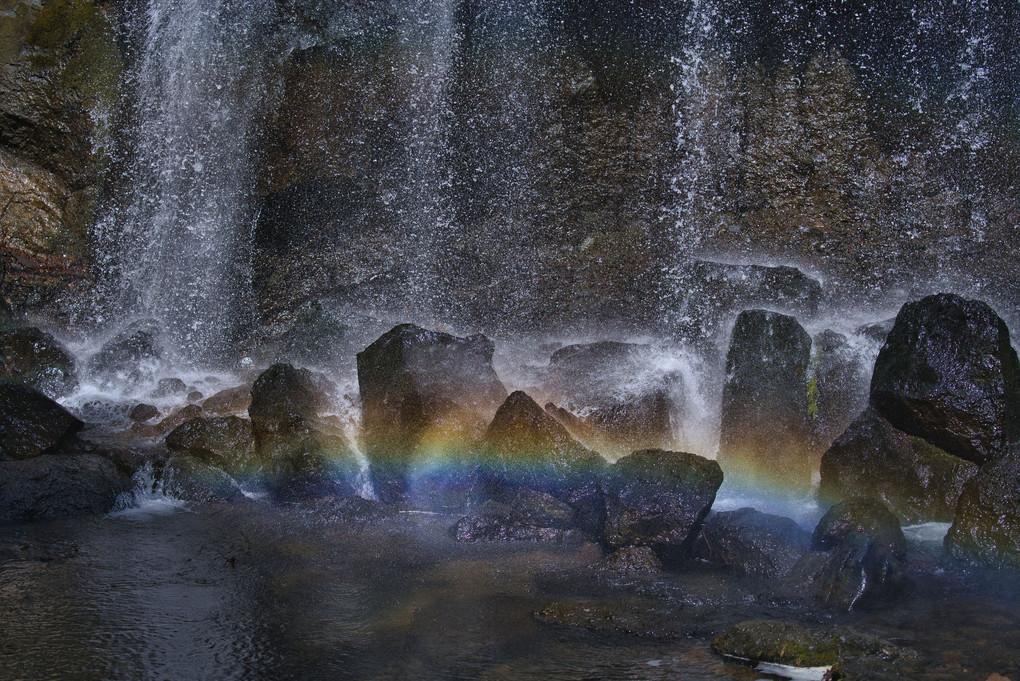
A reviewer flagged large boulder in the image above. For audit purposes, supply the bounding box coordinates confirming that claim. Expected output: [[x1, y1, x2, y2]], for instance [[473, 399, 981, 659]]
[[602, 448, 722, 555], [165, 416, 258, 474], [248, 363, 326, 435], [870, 293, 1020, 465], [0, 327, 77, 398], [718, 309, 814, 493], [358, 324, 508, 503], [944, 445, 1020, 569], [159, 456, 247, 504], [0, 453, 131, 521], [696, 508, 812, 579], [87, 319, 164, 388], [0, 380, 82, 460], [810, 329, 871, 449], [819, 407, 979, 523]]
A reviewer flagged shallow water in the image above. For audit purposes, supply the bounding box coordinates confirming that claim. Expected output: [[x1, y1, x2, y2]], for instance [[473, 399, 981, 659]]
[[1, 503, 1019, 681]]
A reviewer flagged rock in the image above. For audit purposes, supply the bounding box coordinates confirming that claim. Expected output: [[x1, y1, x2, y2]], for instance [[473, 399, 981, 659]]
[[944, 445, 1020, 569], [857, 318, 895, 344], [711, 619, 918, 671], [482, 391, 606, 505], [87, 319, 164, 388], [358, 324, 508, 503], [696, 508, 811, 579], [602, 545, 663, 573], [788, 498, 909, 610], [718, 309, 814, 493], [201, 384, 252, 416], [248, 363, 326, 434], [277, 299, 350, 367], [130, 403, 202, 438], [186, 390, 203, 402], [165, 416, 258, 474], [673, 260, 822, 340], [129, 403, 160, 422], [602, 448, 722, 554], [450, 499, 583, 543], [870, 293, 1020, 465], [0, 453, 131, 521], [532, 599, 684, 638], [159, 456, 246, 504], [0, 380, 82, 460], [810, 329, 871, 449], [0, 326, 77, 398], [543, 341, 678, 456], [819, 408, 978, 523], [152, 377, 187, 397]]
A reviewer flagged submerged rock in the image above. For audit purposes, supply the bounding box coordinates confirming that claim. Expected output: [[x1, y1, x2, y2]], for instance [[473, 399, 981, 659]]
[[602, 448, 722, 554], [718, 309, 814, 492], [0, 453, 131, 521], [944, 445, 1020, 569], [696, 508, 811, 579], [870, 293, 1020, 465], [358, 323, 508, 503], [0, 326, 77, 398], [0, 380, 82, 460], [451, 499, 583, 543], [819, 407, 978, 523], [87, 319, 164, 387]]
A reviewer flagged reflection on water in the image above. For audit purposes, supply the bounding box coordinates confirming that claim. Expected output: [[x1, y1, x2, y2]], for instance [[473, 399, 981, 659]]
[[0, 506, 1018, 680]]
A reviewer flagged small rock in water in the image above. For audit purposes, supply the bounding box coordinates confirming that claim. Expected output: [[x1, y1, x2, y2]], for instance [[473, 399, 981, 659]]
[[129, 403, 160, 422], [201, 384, 251, 416], [152, 377, 187, 397], [696, 508, 811, 579]]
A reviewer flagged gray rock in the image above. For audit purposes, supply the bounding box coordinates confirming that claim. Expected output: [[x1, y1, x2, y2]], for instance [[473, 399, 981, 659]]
[[697, 508, 811, 579], [0, 380, 82, 460], [0, 327, 77, 398], [87, 320, 163, 388], [165, 416, 258, 473], [0, 453, 131, 521], [944, 445, 1020, 569], [160, 456, 246, 504]]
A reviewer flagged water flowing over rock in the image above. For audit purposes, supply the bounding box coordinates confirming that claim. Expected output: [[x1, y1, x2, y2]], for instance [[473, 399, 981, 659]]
[[944, 445, 1020, 570], [819, 407, 979, 523], [358, 323, 508, 503], [602, 448, 722, 555], [696, 508, 812, 579], [87, 319, 164, 388], [870, 293, 1020, 465], [0, 380, 82, 460], [0, 326, 77, 398], [159, 455, 246, 504], [718, 309, 814, 492]]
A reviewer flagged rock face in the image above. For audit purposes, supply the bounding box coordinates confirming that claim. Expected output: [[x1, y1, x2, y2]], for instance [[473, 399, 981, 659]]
[[165, 416, 258, 474], [788, 497, 908, 611], [819, 407, 979, 523], [0, 380, 82, 460], [810, 329, 871, 449], [358, 324, 508, 503], [602, 448, 722, 554], [696, 508, 812, 579], [0, 453, 131, 522], [870, 293, 1020, 465], [0, 327, 77, 398], [944, 446, 1020, 569], [718, 309, 814, 492]]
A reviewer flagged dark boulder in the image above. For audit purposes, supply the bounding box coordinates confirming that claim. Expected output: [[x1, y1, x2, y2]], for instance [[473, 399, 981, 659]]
[[696, 508, 811, 579], [819, 407, 978, 523], [165, 416, 258, 474], [857, 317, 895, 344], [0, 380, 82, 460], [152, 377, 187, 398], [787, 498, 908, 610], [159, 456, 246, 504], [718, 309, 814, 492], [277, 299, 351, 368], [0, 453, 131, 521], [87, 319, 163, 387], [248, 363, 326, 435], [201, 384, 252, 416], [358, 324, 508, 503], [129, 403, 160, 422], [0, 327, 77, 398], [944, 445, 1020, 569], [810, 329, 871, 449], [870, 293, 1020, 465], [602, 448, 722, 554], [130, 403, 202, 438]]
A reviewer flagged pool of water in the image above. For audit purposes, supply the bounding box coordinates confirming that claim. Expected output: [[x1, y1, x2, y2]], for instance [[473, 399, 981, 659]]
[[1, 503, 1017, 681]]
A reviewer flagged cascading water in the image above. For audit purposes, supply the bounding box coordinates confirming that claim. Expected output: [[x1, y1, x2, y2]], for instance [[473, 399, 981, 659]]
[[94, 0, 280, 365]]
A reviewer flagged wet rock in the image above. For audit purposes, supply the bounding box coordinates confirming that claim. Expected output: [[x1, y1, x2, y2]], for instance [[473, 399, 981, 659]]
[[305, 496, 391, 523], [277, 299, 350, 367], [674, 260, 822, 340], [602, 545, 663, 573], [719, 309, 814, 493], [0, 326, 77, 398], [248, 363, 326, 434], [152, 377, 187, 397], [0, 380, 82, 460], [451, 500, 583, 543], [944, 445, 1020, 569], [87, 320, 164, 388], [0, 453, 131, 521], [602, 448, 722, 554], [810, 329, 871, 449], [870, 293, 1020, 465], [533, 599, 684, 638], [857, 318, 895, 344], [711, 619, 919, 671], [788, 498, 908, 610], [358, 323, 508, 503], [186, 390, 203, 402], [696, 508, 811, 579], [201, 384, 252, 416], [160, 456, 246, 504], [130, 403, 203, 438], [482, 391, 606, 508], [819, 407, 978, 523], [129, 403, 160, 423], [267, 441, 359, 502], [165, 416, 258, 474]]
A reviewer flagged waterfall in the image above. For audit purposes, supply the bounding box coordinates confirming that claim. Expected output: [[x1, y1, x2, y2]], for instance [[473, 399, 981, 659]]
[[95, 0, 279, 364]]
